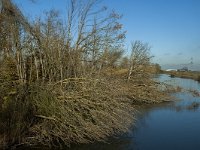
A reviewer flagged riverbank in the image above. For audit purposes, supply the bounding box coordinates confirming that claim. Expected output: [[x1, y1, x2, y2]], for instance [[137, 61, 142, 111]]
[[0, 67, 172, 149], [162, 70, 200, 82], [22, 74, 199, 150]]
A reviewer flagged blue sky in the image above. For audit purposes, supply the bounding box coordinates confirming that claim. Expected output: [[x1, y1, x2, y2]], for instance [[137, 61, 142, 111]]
[[13, 0, 200, 67]]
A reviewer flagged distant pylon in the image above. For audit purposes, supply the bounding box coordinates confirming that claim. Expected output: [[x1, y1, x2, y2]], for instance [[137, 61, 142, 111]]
[[190, 57, 193, 65]]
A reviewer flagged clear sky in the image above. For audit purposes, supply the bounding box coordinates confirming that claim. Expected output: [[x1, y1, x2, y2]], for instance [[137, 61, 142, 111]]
[[13, 0, 200, 67]]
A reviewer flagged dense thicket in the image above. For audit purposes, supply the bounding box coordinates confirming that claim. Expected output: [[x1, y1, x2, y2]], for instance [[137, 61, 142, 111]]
[[0, 0, 166, 148]]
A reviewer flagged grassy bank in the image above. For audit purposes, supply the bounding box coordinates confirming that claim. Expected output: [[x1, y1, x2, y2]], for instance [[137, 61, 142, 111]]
[[163, 70, 200, 82]]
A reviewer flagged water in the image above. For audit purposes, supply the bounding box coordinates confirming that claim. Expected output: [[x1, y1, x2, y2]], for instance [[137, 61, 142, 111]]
[[156, 74, 200, 90], [68, 74, 200, 150], [131, 74, 200, 150], [133, 99, 200, 150]]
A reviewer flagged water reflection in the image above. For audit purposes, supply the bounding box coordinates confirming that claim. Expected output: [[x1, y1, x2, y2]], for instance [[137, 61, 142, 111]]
[[132, 74, 200, 150], [133, 106, 200, 150]]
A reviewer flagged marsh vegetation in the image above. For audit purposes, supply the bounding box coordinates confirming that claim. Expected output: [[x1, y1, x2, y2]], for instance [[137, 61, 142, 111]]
[[163, 70, 200, 82]]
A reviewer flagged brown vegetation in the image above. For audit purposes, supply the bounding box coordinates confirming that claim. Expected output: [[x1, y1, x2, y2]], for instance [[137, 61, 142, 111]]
[[164, 70, 200, 82], [0, 0, 170, 148]]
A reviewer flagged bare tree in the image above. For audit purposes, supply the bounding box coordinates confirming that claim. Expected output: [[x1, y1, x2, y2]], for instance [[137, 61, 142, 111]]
[[128, 41, 152, 80]]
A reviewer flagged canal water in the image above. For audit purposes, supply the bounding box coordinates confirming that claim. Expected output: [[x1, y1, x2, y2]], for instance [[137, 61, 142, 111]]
[[68, 74, 200, 150], [131, 74, 200, 150]]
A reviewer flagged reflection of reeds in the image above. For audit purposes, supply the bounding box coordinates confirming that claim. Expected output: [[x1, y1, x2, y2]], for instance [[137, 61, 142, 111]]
[[186, 102, 200, 110], [163, 84, 182, 93], [188, 89, 200, 97], [197, 76, 200, 82], [174, 102, 200, 112]]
